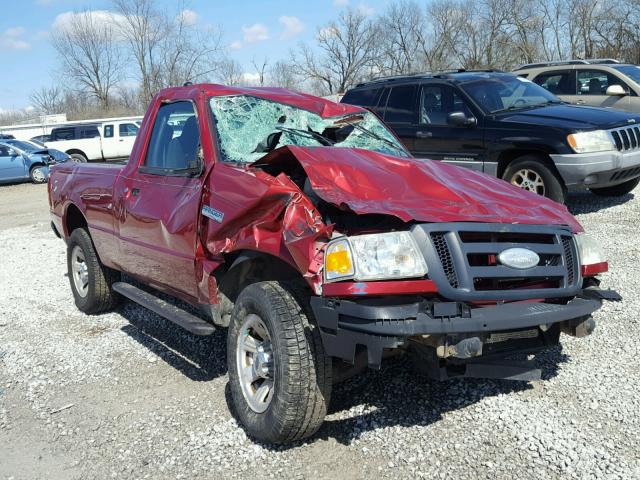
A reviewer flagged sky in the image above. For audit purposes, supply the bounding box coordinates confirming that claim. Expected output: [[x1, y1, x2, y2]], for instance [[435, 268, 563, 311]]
[[1, 0, 389, 111]]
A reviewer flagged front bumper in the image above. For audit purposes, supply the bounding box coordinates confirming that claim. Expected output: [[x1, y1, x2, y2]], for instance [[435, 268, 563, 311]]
[[551, 149, 640, 188], [310, 288, 620, 369]]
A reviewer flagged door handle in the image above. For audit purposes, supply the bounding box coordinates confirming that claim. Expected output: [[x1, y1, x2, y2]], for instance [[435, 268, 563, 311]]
[[119, 139, 124, 142], [576, 100, 585, 105], [416, 131, 433, 138]]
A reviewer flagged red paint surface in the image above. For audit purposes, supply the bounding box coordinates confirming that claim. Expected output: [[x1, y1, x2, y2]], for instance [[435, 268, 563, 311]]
[[323, 280, 438, 297], [582, 262, 608, 277], [49, 84, 587, 305]]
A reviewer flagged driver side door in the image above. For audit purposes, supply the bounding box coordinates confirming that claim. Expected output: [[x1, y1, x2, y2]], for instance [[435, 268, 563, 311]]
[[412, 84, 485, 172], [0, 145, 26, 181]]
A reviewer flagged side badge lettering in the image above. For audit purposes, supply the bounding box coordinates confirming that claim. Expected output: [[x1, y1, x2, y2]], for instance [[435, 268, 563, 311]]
[[202, 205, 224, 223]]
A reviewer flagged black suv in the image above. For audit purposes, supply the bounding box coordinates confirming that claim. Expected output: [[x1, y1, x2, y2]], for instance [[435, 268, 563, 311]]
[[341, 71, 640, 203]]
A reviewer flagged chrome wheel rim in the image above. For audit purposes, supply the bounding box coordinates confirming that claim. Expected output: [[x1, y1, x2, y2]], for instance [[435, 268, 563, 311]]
[[32, 167, 46, 183], [71, 245, 89, 297], [236, 314, 274, 413], [511, 169, 545, 195]]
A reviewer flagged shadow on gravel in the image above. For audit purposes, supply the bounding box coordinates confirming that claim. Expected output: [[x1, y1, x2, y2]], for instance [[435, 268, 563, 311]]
[[312, 345, 569, 447], [565, 191, 633, 215], [118, 304, 228, 382]]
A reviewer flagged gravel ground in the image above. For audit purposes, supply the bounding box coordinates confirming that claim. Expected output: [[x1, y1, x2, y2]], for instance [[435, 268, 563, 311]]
[[0, 182, 639, 479]]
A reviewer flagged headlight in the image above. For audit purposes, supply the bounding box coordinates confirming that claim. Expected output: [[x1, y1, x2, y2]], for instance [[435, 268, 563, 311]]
[[324, 232, 428, 282], [567, 130, 614, 153], [575, 233, 607, 274]]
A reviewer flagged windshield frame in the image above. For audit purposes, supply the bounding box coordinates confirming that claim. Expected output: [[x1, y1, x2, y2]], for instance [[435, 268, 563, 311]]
[[207, 94, 411, 165], [459, 74, 561, 114]]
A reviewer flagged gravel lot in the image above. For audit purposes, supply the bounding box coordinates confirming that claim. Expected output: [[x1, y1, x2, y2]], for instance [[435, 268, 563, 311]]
[[0, 181, 639, 479]]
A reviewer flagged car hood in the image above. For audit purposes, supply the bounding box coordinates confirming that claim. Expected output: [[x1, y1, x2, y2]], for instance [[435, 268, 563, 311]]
[[256, 146, 582, 232], [498, 104, 640, 130]]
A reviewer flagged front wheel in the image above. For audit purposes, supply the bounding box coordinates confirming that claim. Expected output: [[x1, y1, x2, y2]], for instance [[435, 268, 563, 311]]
[[502, 156, 566, 203], [29, 165, 47, 184], [69, 153, 88, 163], [590, 177, 640, 197], [227, 281, 332, 443]]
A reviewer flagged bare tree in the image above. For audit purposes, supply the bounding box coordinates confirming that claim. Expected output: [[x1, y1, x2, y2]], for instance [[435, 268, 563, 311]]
[[50, 10, 123, 109], [29, 86, 63, 114], [269, 60, 299, 90], [251, 56, 269, 86], [216, 58, 244, 86], [292, 9, 380, 94]]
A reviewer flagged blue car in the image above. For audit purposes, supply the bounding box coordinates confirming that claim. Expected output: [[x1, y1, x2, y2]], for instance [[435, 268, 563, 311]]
[[0, 140, 66, 184]]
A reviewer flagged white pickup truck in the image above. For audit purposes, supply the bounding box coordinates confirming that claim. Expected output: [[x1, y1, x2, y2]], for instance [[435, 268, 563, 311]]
[[45, 120, 139, 162]]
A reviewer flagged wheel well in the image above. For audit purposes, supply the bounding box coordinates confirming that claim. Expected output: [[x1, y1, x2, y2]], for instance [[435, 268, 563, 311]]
[[65, 204, 88, 236], [29, 162, 45, 171], [217, 251, 305, 304], [66, 149, 87, 158], [497, 150, 554, 179]]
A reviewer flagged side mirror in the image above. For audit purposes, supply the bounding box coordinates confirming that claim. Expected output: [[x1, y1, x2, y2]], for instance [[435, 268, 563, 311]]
[[606, 84, 627, 96], [447, 111, 477, 127], [8, 148, 18, 157]]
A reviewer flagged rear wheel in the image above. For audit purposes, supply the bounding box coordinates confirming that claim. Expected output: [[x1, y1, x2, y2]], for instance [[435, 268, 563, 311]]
[[503, 156, 566, 203], [69, 153, 88, 163], [227, 281, 332, 443], [29, 165, 47, 184], [67, 228, 120, 313], [590, 177, 640, 197]]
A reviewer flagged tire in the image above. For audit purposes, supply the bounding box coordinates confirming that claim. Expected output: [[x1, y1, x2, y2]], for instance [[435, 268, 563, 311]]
[[29, 164, 47, 184], [67, 228, 120, 314], [502, 155, 566, 203], [69, 153, 88, 163], [227, 281, 332, 443], [590, 177, 640, 197]]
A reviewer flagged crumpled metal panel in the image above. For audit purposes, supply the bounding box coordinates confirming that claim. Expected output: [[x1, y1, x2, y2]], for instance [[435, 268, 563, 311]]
[[257, 145, 583, 232]]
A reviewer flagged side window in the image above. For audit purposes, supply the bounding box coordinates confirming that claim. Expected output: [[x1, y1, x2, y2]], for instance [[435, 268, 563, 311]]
[[577, 70, 629, 95], [420, 86, 473, 126], [341, 88, 381, 107], [144, 101, 199, 170], [104, 125, 114, 138], [52, 128, 75, 141], [0, 145, 10, 156], [533, 71, 575, 95], [384, 85, 418, 124], [119, 123, 139, 137], [80, 127, 100, 138]]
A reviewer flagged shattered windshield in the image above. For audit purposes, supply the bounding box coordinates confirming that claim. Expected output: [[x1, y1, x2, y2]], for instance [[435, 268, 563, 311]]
[[209, 95, 410, 164]]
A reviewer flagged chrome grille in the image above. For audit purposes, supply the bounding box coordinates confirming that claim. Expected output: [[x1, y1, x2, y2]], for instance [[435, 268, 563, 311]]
[[610, 126, 640, 152]]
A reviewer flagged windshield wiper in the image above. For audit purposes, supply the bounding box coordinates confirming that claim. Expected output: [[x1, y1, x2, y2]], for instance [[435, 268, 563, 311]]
[[492, 99, 564, 114], [340, 121, 408, 156], [275, 126, 334, 146]]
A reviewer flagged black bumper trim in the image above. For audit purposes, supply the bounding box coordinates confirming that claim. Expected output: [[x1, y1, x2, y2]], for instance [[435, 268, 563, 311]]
[[311, 296, 602, 337]]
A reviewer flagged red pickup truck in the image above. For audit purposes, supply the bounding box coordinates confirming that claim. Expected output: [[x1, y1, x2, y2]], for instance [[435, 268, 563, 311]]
[[49, 84, 620, 443]]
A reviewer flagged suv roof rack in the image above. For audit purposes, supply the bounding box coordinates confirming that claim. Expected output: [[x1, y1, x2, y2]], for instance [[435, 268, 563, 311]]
[[354, 69, 502, 87], [514, 58, 620, 71]]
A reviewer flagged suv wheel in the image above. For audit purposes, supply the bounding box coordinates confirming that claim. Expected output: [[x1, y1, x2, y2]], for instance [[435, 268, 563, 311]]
[[590, 177, 640, 197], [503, 156, 566, 203], [227, 281, 332, 443], [67, 228, 121, 313]]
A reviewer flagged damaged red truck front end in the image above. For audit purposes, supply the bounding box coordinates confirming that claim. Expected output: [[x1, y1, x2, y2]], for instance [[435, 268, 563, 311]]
[[49, 84, 620, 444]]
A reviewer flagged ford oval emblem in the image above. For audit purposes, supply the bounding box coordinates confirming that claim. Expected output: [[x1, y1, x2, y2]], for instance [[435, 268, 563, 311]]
[[498, 248, 539, 270]]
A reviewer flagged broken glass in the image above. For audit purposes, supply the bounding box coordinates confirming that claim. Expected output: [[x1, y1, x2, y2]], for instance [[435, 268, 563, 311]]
[[209, 95, 409, 164]]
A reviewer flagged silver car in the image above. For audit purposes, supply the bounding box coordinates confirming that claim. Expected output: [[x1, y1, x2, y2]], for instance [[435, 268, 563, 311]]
[[514, 59, 640, 113]]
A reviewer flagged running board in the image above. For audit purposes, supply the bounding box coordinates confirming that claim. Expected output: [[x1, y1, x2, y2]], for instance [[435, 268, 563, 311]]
[[113, 282, 215, 336]]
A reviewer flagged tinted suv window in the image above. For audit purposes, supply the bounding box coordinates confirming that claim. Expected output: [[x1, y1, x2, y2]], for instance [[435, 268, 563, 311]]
[[144, 101, 199, 170], [420, 86, 473, 125], [384, 85, 417, 123], [577, 70, 628, 95], [51, 128, 75, 141], [341, 88, 381, 107], [80, 127, 100, 138], [533, 71, 575, 95]]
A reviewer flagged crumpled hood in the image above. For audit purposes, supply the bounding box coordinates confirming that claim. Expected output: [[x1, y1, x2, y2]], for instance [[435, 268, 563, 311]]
[[263, 146, 582, 232]]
